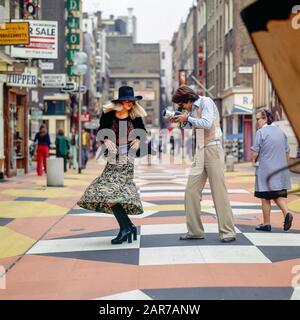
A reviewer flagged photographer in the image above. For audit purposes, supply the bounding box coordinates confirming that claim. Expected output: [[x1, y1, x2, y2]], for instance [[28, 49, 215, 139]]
[[170, 85, 236, 243]]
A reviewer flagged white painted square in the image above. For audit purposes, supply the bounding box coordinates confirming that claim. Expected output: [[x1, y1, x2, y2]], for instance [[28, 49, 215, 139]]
[[139, 246, 205, 265], [27, 236, 140, 255], [200, 246, 271, 263], [139, 245, 271, 265], [141, 223, 241, 235], [244, 233, 300, 246]]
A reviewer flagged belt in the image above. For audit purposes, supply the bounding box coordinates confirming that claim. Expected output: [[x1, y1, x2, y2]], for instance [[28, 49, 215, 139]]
[[205, 140, 221, 147]]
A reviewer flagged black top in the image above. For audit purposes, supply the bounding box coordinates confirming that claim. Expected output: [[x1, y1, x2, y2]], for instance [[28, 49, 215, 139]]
[[34, 132, 51, 147], [97, 111, 147, 145], [97, 111, 148, 158]]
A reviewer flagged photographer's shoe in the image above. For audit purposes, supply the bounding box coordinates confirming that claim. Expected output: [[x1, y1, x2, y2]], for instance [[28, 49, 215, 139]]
[[221, 237, 236, 243], [179, 234, 205, 240]]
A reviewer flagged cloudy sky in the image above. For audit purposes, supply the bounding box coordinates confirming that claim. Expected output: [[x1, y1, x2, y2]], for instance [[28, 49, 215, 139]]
[[83, 0, 195, 43]]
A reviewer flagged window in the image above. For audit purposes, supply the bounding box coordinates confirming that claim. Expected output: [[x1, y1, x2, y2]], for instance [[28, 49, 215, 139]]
[[43, 100, 66, 116], [161, 52, 165, 60], [225, 54, 229, 89], [229, 0, 233, 31], [56, 120, 65, 134], [146, 80, 153, 88], [225, 3, 229, 34], [121, 80, 127, 86], [133, 80, 140, 85], [229, 51, 233, 88], [161, 69, 165, 77], [109, 79, 115, 88]]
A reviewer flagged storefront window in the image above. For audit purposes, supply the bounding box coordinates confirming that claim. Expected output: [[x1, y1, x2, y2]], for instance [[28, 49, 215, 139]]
[[56, 120, 65, 134], [43, 100, 66, 115]]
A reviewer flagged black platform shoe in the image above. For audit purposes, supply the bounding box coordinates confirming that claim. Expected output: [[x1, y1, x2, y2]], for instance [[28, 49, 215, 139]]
[[111, 204, 133, 244], [111, 228, 132, 245]]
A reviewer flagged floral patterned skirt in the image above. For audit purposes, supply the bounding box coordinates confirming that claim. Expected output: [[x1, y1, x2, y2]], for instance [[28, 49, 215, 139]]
[[77, 159, 143, 215]]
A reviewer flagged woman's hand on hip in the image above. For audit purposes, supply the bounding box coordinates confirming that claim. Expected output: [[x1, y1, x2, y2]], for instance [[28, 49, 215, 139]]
[[130, 139, 140, 150], [104, 139, 117, 153]]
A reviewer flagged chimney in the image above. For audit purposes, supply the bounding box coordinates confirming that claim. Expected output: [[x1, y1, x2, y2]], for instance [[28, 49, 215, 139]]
[[127, 8, 134, 37]]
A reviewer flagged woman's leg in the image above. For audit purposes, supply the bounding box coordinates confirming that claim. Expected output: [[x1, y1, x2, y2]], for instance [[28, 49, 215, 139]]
[[43, 146, 49, 174], [63, 156, 67, 172], [261, 198, 271, 225], [37, 146, 43, 176], [274, 197, 293, 230], [109, 203, 132, 244], [273, 197, 289, 218]]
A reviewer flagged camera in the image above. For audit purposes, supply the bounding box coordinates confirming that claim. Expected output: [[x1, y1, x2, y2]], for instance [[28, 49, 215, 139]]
[[162, 108, 182, 119]]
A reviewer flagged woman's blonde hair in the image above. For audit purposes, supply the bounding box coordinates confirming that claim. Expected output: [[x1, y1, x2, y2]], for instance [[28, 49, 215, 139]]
[[102, 101, 147, 119]]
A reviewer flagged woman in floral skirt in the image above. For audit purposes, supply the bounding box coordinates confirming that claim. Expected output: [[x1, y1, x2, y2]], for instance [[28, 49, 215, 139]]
[[77, 86, 147, 245]]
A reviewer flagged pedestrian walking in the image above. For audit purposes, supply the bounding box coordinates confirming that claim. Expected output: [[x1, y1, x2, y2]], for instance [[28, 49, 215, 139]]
[[170, 85, 236, 242], [34, 125, 51, 176], [55, 128, 70, 173], [251, 109, 293, 232], [77, 86, 147, 245], [69, 127, 78, 170], [296, 144, 300, 159], [81, 128, 90, 169]]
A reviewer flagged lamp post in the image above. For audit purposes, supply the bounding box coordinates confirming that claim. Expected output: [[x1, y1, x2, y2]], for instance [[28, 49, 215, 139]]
[[72, 51, 88, 174]]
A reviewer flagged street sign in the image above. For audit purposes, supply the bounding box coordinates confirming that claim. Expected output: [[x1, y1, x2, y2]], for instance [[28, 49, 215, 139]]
[[61, 81, 78, 92], [67, 33, 80, 45], [7, 67, 38, 88], [41, 74, 67, 88], [67, 0, 80, 11], [81, 113, 91, 122], [67, 49, 79, 61], [0, 22, 30, 45], [79, 85, 87, 94], [67, 17, 80, 29], [30, 108, 43, 121], [11, 20, 58, 59], [39, 61, 54, 70]]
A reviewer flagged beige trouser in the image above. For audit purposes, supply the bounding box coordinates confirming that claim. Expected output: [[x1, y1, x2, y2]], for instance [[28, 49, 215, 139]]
[[184, 144, 236, 240]]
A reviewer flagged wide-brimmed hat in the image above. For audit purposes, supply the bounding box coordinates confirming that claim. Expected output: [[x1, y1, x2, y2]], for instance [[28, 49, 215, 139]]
[[112, 86, 143, 103]]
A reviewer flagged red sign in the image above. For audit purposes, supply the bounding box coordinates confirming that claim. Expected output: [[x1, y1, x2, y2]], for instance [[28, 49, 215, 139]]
[[81, 113, 91, 122]]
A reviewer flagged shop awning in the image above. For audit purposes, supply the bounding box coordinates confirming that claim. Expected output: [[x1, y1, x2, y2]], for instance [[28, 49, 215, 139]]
[[224, 104, 252, 116], [43, 94, 69, 101], [0, 51, 14, 65]]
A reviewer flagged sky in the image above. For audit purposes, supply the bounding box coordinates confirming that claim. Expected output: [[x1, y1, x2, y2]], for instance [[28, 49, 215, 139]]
[[83, 0, 195, 43]]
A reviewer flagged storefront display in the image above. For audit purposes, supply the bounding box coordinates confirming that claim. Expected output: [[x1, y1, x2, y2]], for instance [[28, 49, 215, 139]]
[[4, 86, 28, 177]]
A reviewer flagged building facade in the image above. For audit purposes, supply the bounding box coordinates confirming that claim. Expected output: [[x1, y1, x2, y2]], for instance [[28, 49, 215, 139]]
[[171, 0, 260, 161], [106, 36, 161, 128], [253, 62, 298, 158]]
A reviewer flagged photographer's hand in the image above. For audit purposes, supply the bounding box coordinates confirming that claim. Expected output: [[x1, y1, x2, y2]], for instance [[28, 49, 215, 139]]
[[172, 114, 189, 123]]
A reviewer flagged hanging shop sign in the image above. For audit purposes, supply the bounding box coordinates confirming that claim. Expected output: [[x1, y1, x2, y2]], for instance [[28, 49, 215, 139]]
[[11, 20, 58, 59], [7, 67, 38, 88], [0, 22, 30, 45], [67, 0, 80, 11], [41, 74, 67, 88]]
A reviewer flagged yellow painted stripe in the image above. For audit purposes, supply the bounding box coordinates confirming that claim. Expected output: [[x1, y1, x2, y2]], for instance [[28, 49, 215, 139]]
[[288, 199, 300, 213], [1, 188, 82, 198], [0, 201, 69, 218], [0, 227, 36, 259]]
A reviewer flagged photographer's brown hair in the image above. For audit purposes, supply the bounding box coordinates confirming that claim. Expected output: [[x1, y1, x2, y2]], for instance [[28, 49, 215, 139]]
[[172, 85, 198, 104]]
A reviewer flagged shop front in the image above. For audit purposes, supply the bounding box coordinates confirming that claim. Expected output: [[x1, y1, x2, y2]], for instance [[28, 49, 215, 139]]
[[222, 89, 253, 162], [3, 85, 29, 177]]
